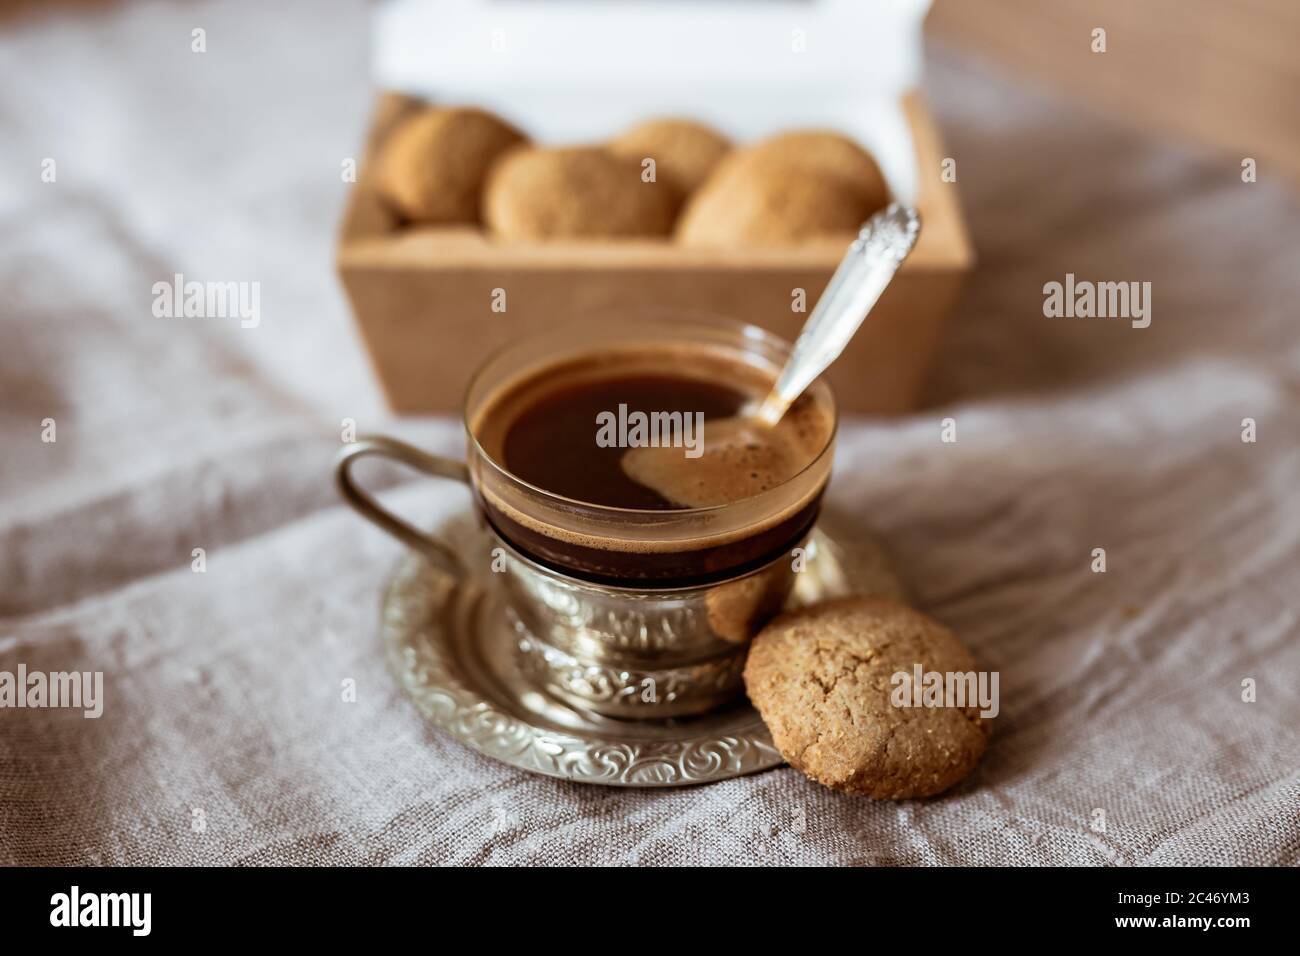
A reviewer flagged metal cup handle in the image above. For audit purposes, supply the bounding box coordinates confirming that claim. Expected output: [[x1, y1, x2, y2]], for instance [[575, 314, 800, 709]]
[[335, 436, 470, 578]]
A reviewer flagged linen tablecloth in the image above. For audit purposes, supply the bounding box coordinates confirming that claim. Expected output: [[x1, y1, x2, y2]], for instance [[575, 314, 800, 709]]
[[1, 0, 1296, 865]]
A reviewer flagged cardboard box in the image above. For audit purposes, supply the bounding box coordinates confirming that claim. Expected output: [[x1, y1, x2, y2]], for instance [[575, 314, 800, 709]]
[[337, 90, 973, 414]]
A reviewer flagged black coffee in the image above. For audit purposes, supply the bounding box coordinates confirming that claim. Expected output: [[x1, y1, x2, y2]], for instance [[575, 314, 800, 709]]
[[501, 373, 746, 509], [472, 348, 834, 586]]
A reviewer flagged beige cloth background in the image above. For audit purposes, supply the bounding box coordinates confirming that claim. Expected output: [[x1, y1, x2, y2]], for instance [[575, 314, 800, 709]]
[[1, 0, 1297, 865]]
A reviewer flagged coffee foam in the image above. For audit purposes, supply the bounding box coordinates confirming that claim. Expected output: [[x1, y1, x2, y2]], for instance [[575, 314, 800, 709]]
[[480, 472, 824, 557], [620, 400, 827, 508]]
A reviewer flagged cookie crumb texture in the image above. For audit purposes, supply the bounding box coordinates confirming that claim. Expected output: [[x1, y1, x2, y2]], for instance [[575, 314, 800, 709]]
[[607, 118, 732, 195], [375, 107, 527, 224], [743, 597, 991, 799], [677, 130, 890, 247], [484, 146, 681, 239]]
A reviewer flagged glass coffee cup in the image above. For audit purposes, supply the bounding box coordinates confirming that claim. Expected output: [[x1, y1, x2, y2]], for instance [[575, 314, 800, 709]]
[[336, 313, 837, 718]]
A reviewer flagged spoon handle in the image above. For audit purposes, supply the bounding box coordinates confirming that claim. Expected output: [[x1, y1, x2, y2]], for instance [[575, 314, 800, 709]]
[[756, 204, 921, 426]]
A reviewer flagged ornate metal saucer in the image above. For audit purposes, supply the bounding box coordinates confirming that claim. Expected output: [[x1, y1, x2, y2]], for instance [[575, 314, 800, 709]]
[[380, 508, 904, 788]]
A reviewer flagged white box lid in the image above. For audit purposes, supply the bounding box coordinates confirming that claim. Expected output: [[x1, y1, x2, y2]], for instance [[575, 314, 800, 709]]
[[373, 0, 931, 201]]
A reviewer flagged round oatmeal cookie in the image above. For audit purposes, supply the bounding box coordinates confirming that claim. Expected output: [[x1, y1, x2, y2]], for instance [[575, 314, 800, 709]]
[[484, 146, 680, 239], [743, 130, 889, 200], [375, 106, 527, 223], [677, 130, 890, 247], [607, 118, 731, 195], [743, 596, 991, 798]]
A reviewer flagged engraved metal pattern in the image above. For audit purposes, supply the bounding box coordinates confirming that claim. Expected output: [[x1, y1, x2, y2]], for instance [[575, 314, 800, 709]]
[[513, 623, 747, 714], [493, 528, 797, 717], [379, 511, 904, 788]]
